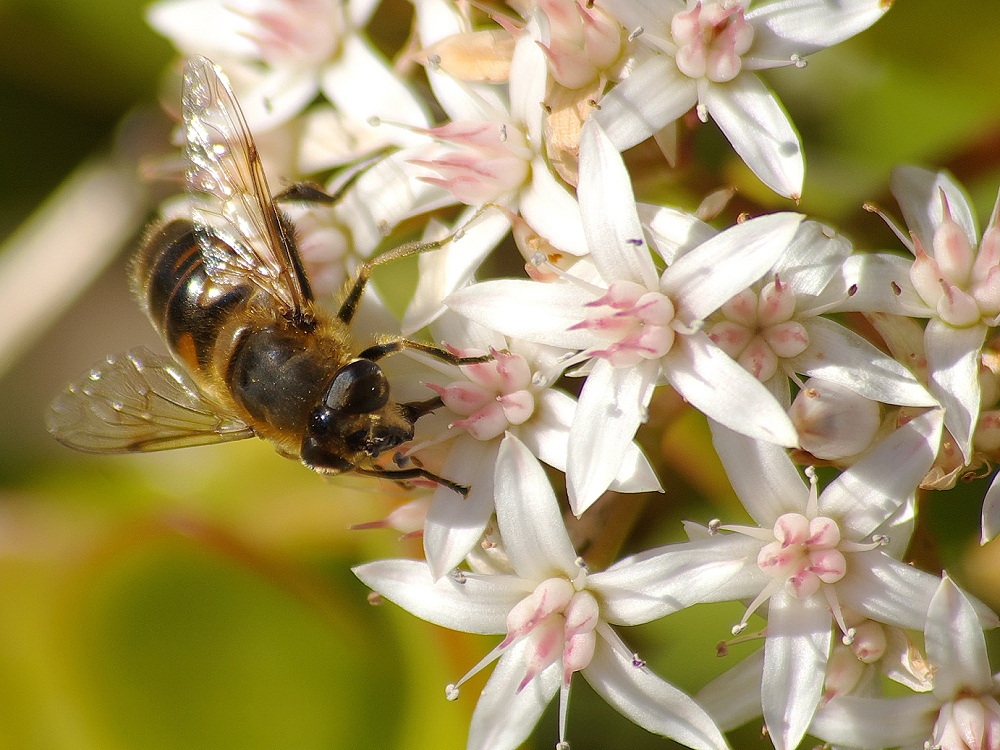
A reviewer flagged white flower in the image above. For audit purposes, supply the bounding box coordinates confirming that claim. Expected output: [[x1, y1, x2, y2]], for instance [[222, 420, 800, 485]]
[[649, 211, 938, 410], [448, 119, 802, 508], [811, 575, 1000, 750], [593, 0, 891, 198], [353, 435, 728, 750], [849, 167, 1000, 464], [148, 0, 430, 137], [397, 313, 659, 578], [402, 0, 590, 332], [663, 410, 950, 750]]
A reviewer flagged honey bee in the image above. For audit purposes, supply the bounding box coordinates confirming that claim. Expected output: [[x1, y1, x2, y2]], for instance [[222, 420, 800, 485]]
[[47, 56, 479, 493]]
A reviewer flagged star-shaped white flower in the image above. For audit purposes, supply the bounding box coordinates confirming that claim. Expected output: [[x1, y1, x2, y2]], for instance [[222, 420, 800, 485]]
[[846, 167, 1000, 461], [402, 0, 590, 332], [811, 575, 1000, 750], [448, 119, 802, 509], [394, 313, 659, 578], [650, 410, 955, 750], [354, 435, 729, 750], [642, 208, 938, 410], [593, 0, 891, 198]]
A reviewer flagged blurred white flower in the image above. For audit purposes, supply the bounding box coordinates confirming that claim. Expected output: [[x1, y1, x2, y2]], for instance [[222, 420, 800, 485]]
[[148, 0, 431, 139]]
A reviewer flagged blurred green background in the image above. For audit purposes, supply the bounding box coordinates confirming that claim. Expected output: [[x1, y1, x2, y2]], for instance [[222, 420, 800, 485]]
[[2, 0, 1000, 748]]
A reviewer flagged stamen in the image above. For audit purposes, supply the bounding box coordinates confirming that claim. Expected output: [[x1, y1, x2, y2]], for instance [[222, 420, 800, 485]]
[[863, 202, 915, 253]]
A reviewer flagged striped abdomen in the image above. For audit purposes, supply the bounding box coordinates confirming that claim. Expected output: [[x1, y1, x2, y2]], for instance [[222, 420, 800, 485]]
[[133, 219, 253, 384]]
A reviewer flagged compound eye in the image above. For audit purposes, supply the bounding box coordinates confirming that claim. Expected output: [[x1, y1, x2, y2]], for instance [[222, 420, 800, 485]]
[[323, 360, 390, 415]]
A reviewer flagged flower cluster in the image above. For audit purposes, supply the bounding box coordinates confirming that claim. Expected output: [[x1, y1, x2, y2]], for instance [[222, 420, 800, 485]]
[[142, 1, 1000, 748]]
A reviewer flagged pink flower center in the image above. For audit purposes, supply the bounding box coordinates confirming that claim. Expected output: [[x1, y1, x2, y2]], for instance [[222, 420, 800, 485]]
[[246, 0, 343, 66], [933, 695, 1000, 750], [411, 121, 531, 205], [757, 512, 847, 598], [536, 0, 624, 90], [707, 277, 809, 382], [671, 0, 754, 83], [501, 578, 599, 688], [571, 280, 677, 367], [908, 189, 1000, 327], [428, 350, 536, 441]]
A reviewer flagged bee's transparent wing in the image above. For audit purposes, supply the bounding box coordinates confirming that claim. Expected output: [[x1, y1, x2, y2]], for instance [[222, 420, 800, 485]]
[[182, 55, 313, 315], [47, 347, 255, 453]]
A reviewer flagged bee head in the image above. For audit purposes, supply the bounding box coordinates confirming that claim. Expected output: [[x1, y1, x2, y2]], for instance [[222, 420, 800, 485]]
[[300, 358, 415, 473]]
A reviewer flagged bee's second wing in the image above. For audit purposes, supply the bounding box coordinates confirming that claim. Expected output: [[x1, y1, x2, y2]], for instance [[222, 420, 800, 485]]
[[182, 56, 313, 316], [47, 347, 255, 453]]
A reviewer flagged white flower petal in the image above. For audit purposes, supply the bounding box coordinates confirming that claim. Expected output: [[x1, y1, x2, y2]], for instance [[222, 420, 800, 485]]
[[890, 165, 979, 253], [795, 317, 938, 407], [668, 334, 799, 448], [837, 252, 931, 316], [423, 438, 500, 580], [745, 0, 891, 69], [520, 156, 589, 255], [695, 650, 764, 732], [838, 551, 997, 631], [568, 359, 658, 515], [637, 203, 718, 265], [321, 35, 431, 144], [810, 694, 938, 749], [347, 0, 380, 28], [593, 56, 698, 151], [468, 640, 561, 750], [352, 559, 525, 634], [416, 0, 508, 120], [925, 319, 987, 463], [607, 444, 662, 494], [589, 534, 764, 624], [519, 390, 661, 497], [232, 65, 320, 131], [579, 120, 659, 289], [601, 0, 682, 34], [147, 0, 258, 58], [702, 75, 803, 199], [710, 419, 807, 526], [495, 434, 580, 579], [773, 220, 853, 299], [926, 576, 995, 697], [762, 590, 831, 750], [583, 637, 729, 750], [333, 146, 453, 255], [517, 387, 573, 466], [664, 212, 804, 324], [819, 410, 943, 539], [981, 473, 1000, 545], [402, 210, 512, 334], [446, 279, 596, 349], [509, 31, 548, 145]]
